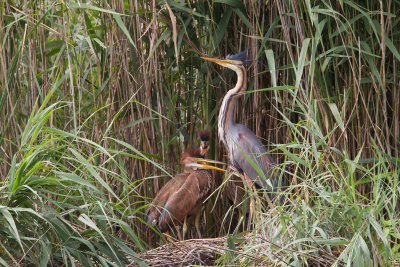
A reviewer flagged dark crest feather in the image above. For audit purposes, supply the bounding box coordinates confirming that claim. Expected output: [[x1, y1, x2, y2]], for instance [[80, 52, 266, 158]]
[[198, 130, 211, 142], [225, 51, 247, 62], [225, 51, 252, 66]]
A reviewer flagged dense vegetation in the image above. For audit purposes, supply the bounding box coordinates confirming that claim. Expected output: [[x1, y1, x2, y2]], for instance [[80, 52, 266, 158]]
[[1, 0, 399, 266]]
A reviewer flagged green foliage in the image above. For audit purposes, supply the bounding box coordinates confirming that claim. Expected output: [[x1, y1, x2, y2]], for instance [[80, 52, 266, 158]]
[[1, 97, 146, 265]]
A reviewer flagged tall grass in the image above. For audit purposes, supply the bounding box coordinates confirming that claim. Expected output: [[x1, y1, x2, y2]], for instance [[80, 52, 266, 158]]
[[1, 0, 399, 265], [0, 78, 148, 265]]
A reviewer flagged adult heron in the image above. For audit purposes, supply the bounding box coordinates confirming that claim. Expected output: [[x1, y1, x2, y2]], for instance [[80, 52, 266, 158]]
[[202, 52, 282, 216]]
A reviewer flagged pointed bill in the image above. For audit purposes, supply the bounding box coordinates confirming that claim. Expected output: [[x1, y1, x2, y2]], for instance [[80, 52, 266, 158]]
[[201, 57, 225, 64], [186, 163, 226, 172], [201, 56, 242, 66], [195, 158, 227, 165]]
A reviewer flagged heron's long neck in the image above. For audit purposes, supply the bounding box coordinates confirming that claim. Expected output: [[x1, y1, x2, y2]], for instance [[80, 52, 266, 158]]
[[218, 66, 247, 144]]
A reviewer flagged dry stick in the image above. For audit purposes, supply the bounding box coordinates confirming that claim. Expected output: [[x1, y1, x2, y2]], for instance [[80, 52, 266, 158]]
[[335, 13, 387, 154], [64, 15, 78, 135], [379, 0, 391, 156]]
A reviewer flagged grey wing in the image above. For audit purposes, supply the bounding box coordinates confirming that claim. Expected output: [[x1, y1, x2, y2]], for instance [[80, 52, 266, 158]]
[[230, 124, 277, 190]]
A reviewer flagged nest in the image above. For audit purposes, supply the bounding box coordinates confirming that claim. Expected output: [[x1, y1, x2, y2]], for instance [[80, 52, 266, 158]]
[[128, 236, 265, 267], [129, 237, 225, 266], [128, 234, 353, 267]]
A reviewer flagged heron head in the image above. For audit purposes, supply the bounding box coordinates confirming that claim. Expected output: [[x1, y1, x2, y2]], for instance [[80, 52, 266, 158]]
[[181, 148, 226, 172], [201, 51, 247, 70], [181, 148, 203, 171]]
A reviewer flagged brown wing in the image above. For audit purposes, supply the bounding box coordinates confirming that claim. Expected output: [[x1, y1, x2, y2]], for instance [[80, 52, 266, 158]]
[[187, 170, 213, 216], [146, 173, 187, 226], [158, 170, 212, 232], [192, 170, 213, 200]]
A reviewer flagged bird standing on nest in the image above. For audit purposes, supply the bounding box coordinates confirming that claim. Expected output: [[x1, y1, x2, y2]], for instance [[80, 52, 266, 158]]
[[146, 131, 224, 239], [202, 52, 283, 222]]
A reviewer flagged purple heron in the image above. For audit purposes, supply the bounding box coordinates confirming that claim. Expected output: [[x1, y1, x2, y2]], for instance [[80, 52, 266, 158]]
[[146, 131, 224, 239], [202, 52, 282, 218]]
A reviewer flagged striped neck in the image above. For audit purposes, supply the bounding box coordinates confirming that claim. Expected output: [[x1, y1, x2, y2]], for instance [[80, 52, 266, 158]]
[[218, 65, 247, 145]]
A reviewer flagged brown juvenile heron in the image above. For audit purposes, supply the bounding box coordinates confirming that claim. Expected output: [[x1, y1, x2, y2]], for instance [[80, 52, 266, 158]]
[[202, 52, 282, 219], [146, 131, 224, 239]]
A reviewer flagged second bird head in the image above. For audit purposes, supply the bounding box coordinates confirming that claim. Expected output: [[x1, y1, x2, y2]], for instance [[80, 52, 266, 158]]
[[198, 130, 211, 157]]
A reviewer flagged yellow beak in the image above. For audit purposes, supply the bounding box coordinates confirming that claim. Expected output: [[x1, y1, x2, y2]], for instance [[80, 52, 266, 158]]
[[201, 57, 226, 64], [186, 162, 226, 172], [195, 158, 226, 165], [201, 56, 243, 67]]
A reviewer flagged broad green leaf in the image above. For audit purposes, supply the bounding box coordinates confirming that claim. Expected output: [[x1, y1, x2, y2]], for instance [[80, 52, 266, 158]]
[[265, 49, 277, 87], [328, 103, 345, 132], [69, 3, 124, 16], [69, 148, 119, 200], [295, 38, 310, 88], [213, 0, 245, 10], [112, 14, 137, 50], [78, 214, 121, 265], [246, 85, 296, 94], [0, 208, 23, 252], [214, 8, 232, 47], [384, 34, 400, 62], [234, 9, 254, 32]]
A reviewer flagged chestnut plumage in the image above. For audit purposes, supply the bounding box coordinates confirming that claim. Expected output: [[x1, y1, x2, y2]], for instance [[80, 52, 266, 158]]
[[146, 131, 215, 238]]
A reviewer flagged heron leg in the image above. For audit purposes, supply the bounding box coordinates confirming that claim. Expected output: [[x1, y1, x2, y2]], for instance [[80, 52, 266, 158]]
[[248, 198, 254, 231], [175, 225, 183, 241], [182, 217, 188, 240], [233, 187, 245, 232], [236, 205, 245, 233], [163, 230, 176, 243], [195, 212, 202, 238], [243, 174, 255, 230]]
